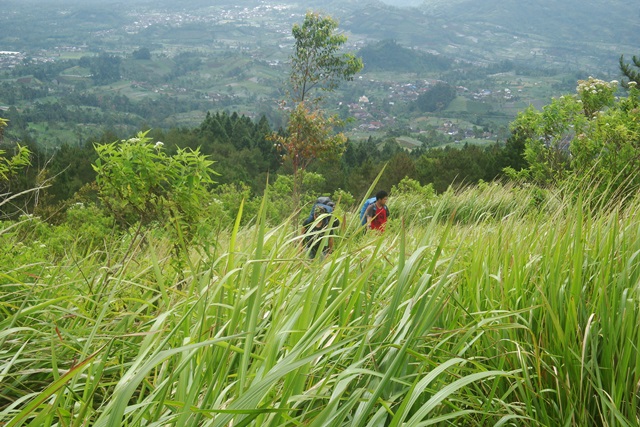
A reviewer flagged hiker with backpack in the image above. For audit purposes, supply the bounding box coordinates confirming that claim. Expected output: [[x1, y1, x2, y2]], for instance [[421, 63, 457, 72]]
[[301, 204, 340, 259], [362, 190, 389, 232]]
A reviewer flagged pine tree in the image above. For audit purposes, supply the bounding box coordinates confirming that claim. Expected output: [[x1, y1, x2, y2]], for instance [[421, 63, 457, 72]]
[[619, 55, 640, 88]]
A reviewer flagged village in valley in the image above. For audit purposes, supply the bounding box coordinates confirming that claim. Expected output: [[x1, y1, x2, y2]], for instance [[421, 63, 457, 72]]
[[0, 0, 579, 147]]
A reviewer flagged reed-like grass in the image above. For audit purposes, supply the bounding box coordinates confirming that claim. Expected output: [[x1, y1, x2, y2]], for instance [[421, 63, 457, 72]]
[[1, 183, 639, 426]]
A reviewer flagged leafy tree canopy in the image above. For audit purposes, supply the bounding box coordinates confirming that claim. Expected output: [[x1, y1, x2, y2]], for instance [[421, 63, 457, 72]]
[[132, 47, 151, 60], [506, 77, 640, 200], [414, 82, 457, 112], [289, 12, 363, 105]]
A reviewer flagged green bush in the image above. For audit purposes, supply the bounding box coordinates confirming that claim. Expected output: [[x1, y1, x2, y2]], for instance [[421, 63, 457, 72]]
[[388, 177, 436, 227], [93, 131, 217, 245], [266, 172, 327, 224], [509, 78, 640, 202], [53, 203, 114, 252]]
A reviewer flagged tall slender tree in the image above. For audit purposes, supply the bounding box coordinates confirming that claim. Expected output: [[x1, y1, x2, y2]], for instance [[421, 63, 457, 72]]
[[280, 12, 363, 215]]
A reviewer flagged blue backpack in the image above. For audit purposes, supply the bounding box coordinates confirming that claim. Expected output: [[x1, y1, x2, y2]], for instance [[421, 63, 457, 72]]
[[359, 197, 377, 225], [305, 197, 334, 223]]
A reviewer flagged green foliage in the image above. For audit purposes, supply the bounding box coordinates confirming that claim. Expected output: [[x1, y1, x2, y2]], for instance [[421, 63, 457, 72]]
[[0, 144, 30, 184], [415, 144, 503, 193], [4, 185, 640, 425], [92, 131, 217, 241], [0, 120, 34, 217], [272, 104, 348, 174], [387, 177, 435, 226], [357, 39, 452, 73], [186, 111, 278, 192], [44, 141, 98, 204], [619, 54, 640, 88], [289, 12, 364, 105], [282, 12, 362, 212], [378, 151, 417, 191], [80, 53, 123, 85], [510, 77, 640, 199], [571, 83, 640, 195], [0, 117, 6, 142], [270, 103, 348, 212], [331, 188, 355, 208], [57, 202, 114, 246], [131, 47, 151, 60], [499, 127, 528, 172], [507, 93, 586, 185], [1, 216, 57, 285], [576, 76, 617, 117], [414, 82, 457, 112], [265, 171, 327, 224], [0, 205, 113, 285], [215, 182, 262, 226], [391, 176, 435, 198], [0, 119, 31, 184]]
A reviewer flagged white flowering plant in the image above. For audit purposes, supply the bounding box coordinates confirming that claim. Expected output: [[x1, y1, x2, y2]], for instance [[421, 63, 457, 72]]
[[509, 77, 640, 198], [576, 77, 618, 117]]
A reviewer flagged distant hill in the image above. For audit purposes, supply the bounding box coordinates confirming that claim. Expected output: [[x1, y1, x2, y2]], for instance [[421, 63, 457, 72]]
[[357, 40, 451, 72], [337, 0, 640, 73], [418, 0, 639, 45]]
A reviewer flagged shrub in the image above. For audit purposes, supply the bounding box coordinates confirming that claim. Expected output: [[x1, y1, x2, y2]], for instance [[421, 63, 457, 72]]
[[388, 177, 436, 226], [266, 172, 326, 224], [93, 131, 217, 245]]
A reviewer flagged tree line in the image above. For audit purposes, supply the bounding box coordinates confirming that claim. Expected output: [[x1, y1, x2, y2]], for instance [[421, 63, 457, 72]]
[[0, 107, 530, 222]]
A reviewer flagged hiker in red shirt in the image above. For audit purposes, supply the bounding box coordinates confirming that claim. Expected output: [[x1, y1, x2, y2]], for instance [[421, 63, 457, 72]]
[[365, 190, 389, 232]]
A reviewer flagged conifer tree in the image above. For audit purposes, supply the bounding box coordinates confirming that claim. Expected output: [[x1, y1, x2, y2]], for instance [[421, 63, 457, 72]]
[[619, 55, 640, 88]]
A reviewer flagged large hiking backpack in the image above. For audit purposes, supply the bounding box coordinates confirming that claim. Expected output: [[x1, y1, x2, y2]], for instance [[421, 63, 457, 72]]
[[316, 196, 332, 206], [305, 197, 334, 223], [360, 197, 377, 225], [360, 197, 390, 226]]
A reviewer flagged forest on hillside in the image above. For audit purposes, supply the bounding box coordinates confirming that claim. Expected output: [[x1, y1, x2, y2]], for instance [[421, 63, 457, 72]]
[[0, 108, 527, 223]]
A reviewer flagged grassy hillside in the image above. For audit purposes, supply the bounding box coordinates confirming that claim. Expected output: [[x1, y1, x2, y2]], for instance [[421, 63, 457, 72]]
[[2, 183, 639, 425]]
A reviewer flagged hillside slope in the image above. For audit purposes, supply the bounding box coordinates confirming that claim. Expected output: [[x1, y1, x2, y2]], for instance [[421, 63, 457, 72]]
[[338, 0, 640, 72]]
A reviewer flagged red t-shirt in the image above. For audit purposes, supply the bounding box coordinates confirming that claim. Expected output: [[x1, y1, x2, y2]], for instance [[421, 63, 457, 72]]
[[366, 203, 388, 231]]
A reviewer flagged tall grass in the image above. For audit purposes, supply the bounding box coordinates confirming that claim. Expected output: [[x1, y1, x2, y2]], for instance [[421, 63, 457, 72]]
[[1, 182, 640, 426]]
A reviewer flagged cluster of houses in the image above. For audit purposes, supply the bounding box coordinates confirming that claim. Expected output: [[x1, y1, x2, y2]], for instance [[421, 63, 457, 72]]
[[0, 50, 68, 70], [120, 3, 297, 36], [0, 51, 26, 69], [343, 77, 498, 140]]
